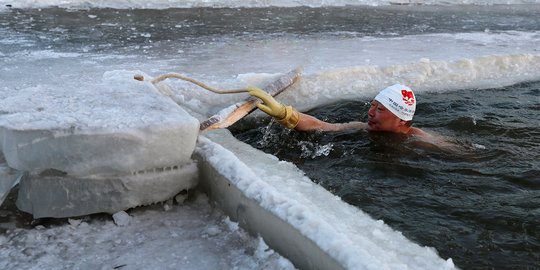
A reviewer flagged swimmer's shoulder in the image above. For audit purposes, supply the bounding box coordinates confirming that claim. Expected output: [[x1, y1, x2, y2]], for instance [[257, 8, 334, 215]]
[[409, 127, 432, 138], [409, 127, 469, 153]]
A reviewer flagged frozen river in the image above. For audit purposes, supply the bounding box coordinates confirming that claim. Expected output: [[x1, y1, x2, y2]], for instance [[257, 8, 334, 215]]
[[1, 1, 540, 269]]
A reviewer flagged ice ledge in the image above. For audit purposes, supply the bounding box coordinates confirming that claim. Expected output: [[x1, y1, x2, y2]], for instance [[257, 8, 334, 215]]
[[195, 129, 456, 270]]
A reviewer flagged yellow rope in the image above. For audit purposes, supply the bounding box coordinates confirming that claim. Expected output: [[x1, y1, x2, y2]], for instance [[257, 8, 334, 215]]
[[134, 73, 249, 94]]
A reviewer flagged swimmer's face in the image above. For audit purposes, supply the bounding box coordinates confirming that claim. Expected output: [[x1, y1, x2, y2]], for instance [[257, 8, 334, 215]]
[[367, 100, 403, 132]]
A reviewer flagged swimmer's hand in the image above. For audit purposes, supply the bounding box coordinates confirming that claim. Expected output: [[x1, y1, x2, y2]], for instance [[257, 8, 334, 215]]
[[247, 86, 286, 118], [247, 86, 300, 129]]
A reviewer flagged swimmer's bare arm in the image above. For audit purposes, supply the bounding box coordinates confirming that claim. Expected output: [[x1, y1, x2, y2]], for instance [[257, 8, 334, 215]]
[[294, 112, 367, 132], [246, 87, 366, 132]]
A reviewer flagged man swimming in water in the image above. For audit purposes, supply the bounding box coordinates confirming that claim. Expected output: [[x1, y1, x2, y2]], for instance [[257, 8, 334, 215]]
[[248, 84, 432, 138]]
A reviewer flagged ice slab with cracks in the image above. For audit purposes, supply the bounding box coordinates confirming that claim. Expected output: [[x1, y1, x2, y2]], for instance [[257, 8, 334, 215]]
[[0, 70, 200, 177], [0, 70, 201, 216]]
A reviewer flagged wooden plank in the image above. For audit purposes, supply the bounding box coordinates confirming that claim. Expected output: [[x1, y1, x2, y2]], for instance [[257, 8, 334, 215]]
[[199, 67, 302, 131]]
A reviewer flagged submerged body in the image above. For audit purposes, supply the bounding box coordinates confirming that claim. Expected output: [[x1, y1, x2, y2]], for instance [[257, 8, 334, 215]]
[[294, 100, 430, 137], [249, 84, 452, 149]]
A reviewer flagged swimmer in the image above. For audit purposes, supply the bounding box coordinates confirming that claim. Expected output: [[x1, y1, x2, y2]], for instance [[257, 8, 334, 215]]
[[248, 84, 433, 138]]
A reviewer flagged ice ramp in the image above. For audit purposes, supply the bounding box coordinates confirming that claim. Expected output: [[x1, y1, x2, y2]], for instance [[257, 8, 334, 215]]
[[195, 129, 456, 270]]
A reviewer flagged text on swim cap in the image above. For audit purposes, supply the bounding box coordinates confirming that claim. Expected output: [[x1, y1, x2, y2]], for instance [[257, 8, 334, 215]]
[[388, 97, 415, 116]]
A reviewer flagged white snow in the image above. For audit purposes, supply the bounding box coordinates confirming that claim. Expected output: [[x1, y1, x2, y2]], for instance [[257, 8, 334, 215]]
[[0, 193, 295, 270]]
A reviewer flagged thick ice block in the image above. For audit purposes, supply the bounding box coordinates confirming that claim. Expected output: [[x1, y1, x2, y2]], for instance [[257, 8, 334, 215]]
[[16, 161, 198, 218], [0, 70, 200, 176], [2, 124, 198, 177]]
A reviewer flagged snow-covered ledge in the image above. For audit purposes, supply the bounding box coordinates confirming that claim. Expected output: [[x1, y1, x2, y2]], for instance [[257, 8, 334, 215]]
[[194, 129, 456, 270]]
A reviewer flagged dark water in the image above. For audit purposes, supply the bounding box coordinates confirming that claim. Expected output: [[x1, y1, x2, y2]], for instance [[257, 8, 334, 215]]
[[2, 5, 540, 55], [231, 81, 540, 270]]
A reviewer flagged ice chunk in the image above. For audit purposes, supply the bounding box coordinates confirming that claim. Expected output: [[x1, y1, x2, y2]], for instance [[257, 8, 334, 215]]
[[2, 123, 198, 177], [0, 157, 22, 207], [112, 211, 132, 226], [68, 218, 83, 227], [174, 193, 188, 205], [203, 225, 222, 236], [0, 70, 200, 177], [16, 162, 198, 218]]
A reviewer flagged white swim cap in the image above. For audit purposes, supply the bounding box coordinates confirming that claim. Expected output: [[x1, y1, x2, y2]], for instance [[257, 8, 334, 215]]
[[374, 84, 416, 121]]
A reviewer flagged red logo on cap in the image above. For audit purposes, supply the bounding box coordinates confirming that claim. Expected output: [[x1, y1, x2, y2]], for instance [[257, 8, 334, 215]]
[[401, 90, 415, 106]]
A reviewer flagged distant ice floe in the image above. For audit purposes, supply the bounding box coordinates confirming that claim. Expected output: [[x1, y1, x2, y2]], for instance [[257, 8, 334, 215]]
[[1, 0, 540, 10]]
